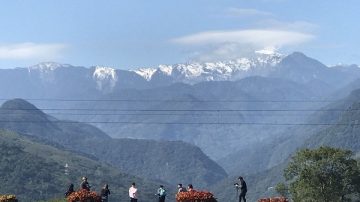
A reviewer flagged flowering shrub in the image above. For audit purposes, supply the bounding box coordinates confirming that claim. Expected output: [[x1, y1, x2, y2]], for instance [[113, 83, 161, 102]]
[[67, 189, 101, 202], [0, 195, 17, 202], [176, 191, 217, 202], [258, 197, 288, 202]]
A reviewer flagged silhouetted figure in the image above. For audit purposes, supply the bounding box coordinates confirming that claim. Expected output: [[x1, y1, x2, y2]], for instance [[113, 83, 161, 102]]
[[177, 184, 187, 193], [65, 183, 74, 197], [157, 185, 167, 202], [238, 176, 247, 202], [100, 184, 111, 202], [80, 176, 91, 191]]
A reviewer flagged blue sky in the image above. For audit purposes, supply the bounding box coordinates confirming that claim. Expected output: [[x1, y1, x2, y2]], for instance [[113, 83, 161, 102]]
[[0, 0, 359, 69]]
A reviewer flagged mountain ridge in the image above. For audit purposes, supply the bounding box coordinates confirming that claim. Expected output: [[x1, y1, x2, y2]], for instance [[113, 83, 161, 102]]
[[4, 51, 359, 92], [0, 98, 227, 188]]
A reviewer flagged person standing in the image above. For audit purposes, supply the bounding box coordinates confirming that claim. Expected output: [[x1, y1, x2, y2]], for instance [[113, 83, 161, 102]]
[[64, 183, 74, 197], [80, 177, 90, 191], [238, 176, 247, 202], [157, 185, 166, 202], [100, 184, 111, 202], [129, 182, 138, 202], [177, 184, 187, 193], [187, 184, 195, 192]]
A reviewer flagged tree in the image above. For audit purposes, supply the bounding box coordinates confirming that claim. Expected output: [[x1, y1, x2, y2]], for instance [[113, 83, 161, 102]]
[[284, 146, 360, 202], [275, 182, 289, 198]]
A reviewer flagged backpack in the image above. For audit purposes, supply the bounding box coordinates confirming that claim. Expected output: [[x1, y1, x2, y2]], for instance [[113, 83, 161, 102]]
[[159, 188, 167, 197]]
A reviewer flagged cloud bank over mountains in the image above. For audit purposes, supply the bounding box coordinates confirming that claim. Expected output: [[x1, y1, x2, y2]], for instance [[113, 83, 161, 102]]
[[172, 29, 314, 62], [171, 7, 316, 62]]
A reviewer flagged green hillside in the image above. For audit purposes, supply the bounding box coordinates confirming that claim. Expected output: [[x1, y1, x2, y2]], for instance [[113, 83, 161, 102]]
[[0, 130, 160, 202], [0, 98, 227, 188]]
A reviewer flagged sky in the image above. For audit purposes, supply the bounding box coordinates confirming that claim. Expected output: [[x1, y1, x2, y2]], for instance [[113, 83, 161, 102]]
[[0, 0, 359, 69]]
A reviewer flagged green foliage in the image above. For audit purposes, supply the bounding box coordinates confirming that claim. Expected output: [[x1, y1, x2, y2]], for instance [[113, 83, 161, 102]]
[[275, 183, 289, 197], [284, 146, 360, 202], [0, 130, 159, 202]]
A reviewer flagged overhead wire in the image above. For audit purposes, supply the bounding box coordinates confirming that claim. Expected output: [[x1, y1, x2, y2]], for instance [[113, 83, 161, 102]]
[[0, 97, 355, 126]]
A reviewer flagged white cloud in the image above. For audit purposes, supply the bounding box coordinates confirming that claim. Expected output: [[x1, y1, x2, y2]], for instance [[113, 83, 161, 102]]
[[173, 29, 313, 47], [0, 43, 67, 60], [256, 19, 318, 32], [226, 8, 273, 17], [172, 29, 314, 61]]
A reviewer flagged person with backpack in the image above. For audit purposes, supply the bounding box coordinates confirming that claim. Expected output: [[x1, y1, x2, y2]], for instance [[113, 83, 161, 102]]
[[80, 177, 91, 191], [100, 184, 111, 202], [157, 185, 166, 202]]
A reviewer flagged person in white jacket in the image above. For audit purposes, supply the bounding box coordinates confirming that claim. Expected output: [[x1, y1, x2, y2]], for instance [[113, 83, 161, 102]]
[[129, 182, 138, 202]]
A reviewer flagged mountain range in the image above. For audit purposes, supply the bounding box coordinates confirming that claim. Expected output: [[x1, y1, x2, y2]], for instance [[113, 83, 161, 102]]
[[2, 51, 360, 173], [1, 51, 360, 201]]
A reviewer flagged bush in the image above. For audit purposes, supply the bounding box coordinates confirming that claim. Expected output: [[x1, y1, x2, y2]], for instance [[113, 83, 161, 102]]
[[0, 195, 18, 202], [176, 191, 217, 202], [258, 197, 288, 202], [67, 189, 101, 202]]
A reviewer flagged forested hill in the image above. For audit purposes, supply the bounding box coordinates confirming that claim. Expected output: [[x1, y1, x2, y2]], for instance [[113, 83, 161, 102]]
[[0, 130, 159, 201], [304, 89, 360, 152], [0, 98, 227, 188]]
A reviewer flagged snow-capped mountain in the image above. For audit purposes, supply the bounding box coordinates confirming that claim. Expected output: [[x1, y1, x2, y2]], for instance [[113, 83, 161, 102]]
[[27, 62, 73, 82], [92, 66, 118, 92], [28, 62, 72, 72], [6, 51, 360, 95], [2, 51, 360, 172], [132, 49, 283, 84]]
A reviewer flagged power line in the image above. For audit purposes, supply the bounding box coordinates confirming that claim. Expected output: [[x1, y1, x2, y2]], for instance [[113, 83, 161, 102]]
[[0, 112, 328, 117], [0, 98, 339, 103], [0, 108, 354, 112], [0, 120, 355, 126]]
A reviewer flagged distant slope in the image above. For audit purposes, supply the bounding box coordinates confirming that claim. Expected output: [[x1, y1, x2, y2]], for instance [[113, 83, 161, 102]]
[[0, 130, 158, 202], [0, 99, 227, 187], [304, 92, 360, 152], [88, 139, 227, 188], [211, 161, 288, 202], [228, 90, 360, 174], [213, 88, 360, 201]]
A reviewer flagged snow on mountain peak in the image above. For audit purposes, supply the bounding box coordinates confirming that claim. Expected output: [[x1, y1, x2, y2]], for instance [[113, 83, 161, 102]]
[[255, 47, 278, 55], [28, 62, 71, 72], [93, 66, 118, 92], [132, 51, 284, 83], [132, 68, 157, 81], [27, 62, 72, 82], [158, 65, 173, 75], [254, 48, 283, 66]]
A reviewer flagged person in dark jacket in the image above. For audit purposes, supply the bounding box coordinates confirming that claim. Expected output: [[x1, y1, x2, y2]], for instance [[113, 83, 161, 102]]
[[238, 176, 247, 202], [80, 177, 91, 191], [157, 185, 166, 202], [177, 184, 187, 193], [65, 183, 74, 197], [100, 184, 111, 202]]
